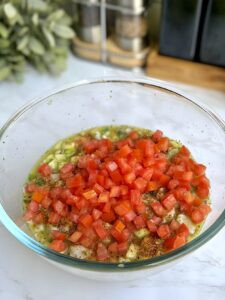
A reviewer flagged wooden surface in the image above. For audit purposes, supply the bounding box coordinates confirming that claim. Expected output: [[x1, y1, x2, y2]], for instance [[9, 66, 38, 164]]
[[146, 51, 225, 92]]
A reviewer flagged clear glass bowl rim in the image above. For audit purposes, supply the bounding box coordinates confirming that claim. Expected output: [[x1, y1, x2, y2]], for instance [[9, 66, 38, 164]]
[[0, 76, 225, 271]]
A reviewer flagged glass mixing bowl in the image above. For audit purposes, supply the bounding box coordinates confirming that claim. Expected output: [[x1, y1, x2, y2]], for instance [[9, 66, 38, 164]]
[[0, 77, 225, 281]]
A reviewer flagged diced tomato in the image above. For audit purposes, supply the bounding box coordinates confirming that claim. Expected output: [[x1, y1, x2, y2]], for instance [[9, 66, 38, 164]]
[[110, 186, 121, 198], [28, 200, 39, 213], [80, 236, 93, 248], [135, 201, 146, 214], [164, 233, 186, 250], [98, 191, 109, 203], [52, 230, 66, 241], [97, 243, 109, 260], [117, 241, 128, 254], [133, 215, 146, 229], [179, 146, 190, 156], [25, 183, 37, 193], [83, 140, 99, 154], [87, 158, 98, 171], [66, 174, 84, 189], [48, 212, 61, 225], [183, 191, 194, 204], [103, 202, 111, 213], [147, 181, 160, 192], [151, 202, 166, 217], [69, 212, 79, 223], [139, 167, 153, 181], [68, 231, 83, 243], [109, 169, 123, 185], [151, 215, 162, 225], [60, 163, 74, 174], [53, 200, 64, 215], [196, 185, 209, 199], [93, 220, 108, 239], [101, 210, 116, 223], [120, 185, 128, 196], [159, 174, 170, 185], [117, 158, 132, 174], [124, 171, 136, 185], [177, 223, 189, 238], [23, 210, 35, 221], [114, 220, 125, 232], [157, 137, 169, 152], [117, 144, 132, 158], [108, 242, 118, 254], [194, 164, 206, 176], [168, 179, 179, 190], [136, 139, 154, 157], [79, 214, 93, 228], [147, 220, 157, 232], [82, 189, 97, 200], [162, 194, 177, 210], [191, 209, 204, 224], [32, 191, 45, 203], [93, 183, 104, 194], [114, 201, 131, 216], [49, 240, 67, 252], [174, 187, 187, 202], [104, 177, 114, 190], [33, 212, 45, 224], [38, 163, 52, 177], [170, 219, 180, 231], [198, 204, 211, 217], [92, 208, 102, 220], [106, 161, 118, 172], [129, 131, 138, 140], [157, 224, 171, 239], [152, 130, 163, 142], [133, 177, 147, 192], [124, 210, 137, 222]]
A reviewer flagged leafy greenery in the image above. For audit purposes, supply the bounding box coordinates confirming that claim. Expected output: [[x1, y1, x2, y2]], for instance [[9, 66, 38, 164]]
[[0, 0, 75, 81]]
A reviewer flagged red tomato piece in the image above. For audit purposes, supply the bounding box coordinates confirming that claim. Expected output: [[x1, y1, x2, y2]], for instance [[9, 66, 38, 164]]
[[101, 210, 116, 223], [53, 200, 65, 215], [93, 220, 108, 239], [33, 212, 45, 224], [183, 191, 194, 204], [27, 200, 39, 213], [147, 220, 157, 232], [135, 202, 146, 215], [157, 137, 169, 152], [103, 202, 111, 213], [32, 191, 45, 203], [23, 210, 35, 221], [82, 189, 97, 200], [98, 191, 110, 203], [66, 174, 85, 189], [60, 163, 74, 174], [133, 177, 147, 192], [38, 163, 52, 177], [124, 171, 136, 185], [25, 183, 37, 193], [151, 202, 166, 217], [83, 140, 99, 154], [80, 236, 93, 249], [124, 210, 137, 222], [177, 224, 189, 238], [93, 183, 104, 194], [106, 161, 118, 172], [162, 194, 177, 211], [159, 174, 171, 185], [92, 208, 102, 220], [120, 185, 129, 196], [198, 204, 211, 217], [109, 169, 123, 185], [97, 243, 109, 261], [140, 167, 154, 181], [49, 240, 67, 252], [191, 209, 204, 224], [152, 130, 163, 142], [117, 144, 132, 158], [114, 201, 131, 216], [108, 242, 118, 254], [79, 214, 93, 228], [110, 186, 121, 198], [194, 164, 206, 176], [157, 224, 171, 239], [164, 233, 186, 250], [117, 158, 132, 174], [167, 179, 179, 190], [52, 230, 66, 241], [170, 219, 180, 231], [196, 186, 209, 199], [117, 241, 128, 254], [147, 181, 160, 192], [129, 131, 138, 140], [114, 220, 126, 232], [48, 212, 61, 225], [134, 215, 146, 229]]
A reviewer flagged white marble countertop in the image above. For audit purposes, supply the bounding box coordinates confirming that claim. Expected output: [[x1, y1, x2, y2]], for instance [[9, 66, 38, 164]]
[[0, 55, 225, 300]]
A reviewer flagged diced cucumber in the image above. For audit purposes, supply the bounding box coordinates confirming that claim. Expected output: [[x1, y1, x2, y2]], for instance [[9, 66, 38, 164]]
[[54, 141, 62, 150], [134, 228, 150, 239], [48, 159, 58, 170], [167, 148, 179, 160], [126, 243, 139, 260], [44, 154, 54, 163], [170, 140, 182, 148], [55, 154, 66, 162], [163, 208, 176, 223]]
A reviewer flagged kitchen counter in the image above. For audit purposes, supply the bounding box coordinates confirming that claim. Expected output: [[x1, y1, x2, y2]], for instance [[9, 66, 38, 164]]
[[0, 55, 225, 300]]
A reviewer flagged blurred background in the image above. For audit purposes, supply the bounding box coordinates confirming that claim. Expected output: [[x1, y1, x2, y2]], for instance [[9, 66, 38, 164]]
[[0, 1, 225, 299]]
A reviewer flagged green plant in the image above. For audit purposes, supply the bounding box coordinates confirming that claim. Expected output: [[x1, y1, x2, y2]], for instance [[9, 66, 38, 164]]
[[0, 0, 75, 81]]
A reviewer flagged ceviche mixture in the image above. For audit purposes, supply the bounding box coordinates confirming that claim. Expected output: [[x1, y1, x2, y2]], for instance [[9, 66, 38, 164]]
[[23, 126, 211, 262]]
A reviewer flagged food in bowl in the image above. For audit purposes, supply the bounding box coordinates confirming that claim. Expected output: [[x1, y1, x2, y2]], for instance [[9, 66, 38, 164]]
[[22, 125, 211, 262]]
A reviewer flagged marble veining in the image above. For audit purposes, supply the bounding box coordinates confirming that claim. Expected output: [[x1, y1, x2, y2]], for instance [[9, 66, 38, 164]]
[[0, 55, 225, 299]]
